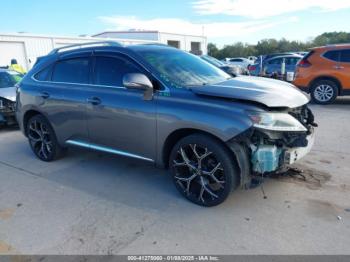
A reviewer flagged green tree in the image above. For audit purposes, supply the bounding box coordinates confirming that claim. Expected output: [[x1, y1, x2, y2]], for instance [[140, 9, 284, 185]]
[[207, 43, 219, 57], [207, 31, 350, 59]]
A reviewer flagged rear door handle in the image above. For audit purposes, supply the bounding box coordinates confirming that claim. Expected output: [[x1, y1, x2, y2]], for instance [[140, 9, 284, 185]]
[[334, 65, 344, 70], [87, 97, 102, 105], [40, 92, 50, 99]]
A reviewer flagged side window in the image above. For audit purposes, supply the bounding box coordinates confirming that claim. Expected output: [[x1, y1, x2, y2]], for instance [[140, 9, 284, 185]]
[[34, 65, 53, 81], [52, 58, 90, 84], [0, 72, 13, 88], [268, 58, 281, 65], [340, 49, 350, 63], [285, 57, 299, 65], [323, 50, 340, 62], [94, 56, 143, 87]]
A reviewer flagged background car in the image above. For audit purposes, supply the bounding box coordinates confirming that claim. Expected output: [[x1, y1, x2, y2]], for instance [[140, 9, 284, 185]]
[[200, 55, 248, 76], [0, 68, 23, 126], [224, 57, 251, 68], [249, 54, 303, 79], [262, 52, 299, 61], [294, 44, 350, 104], [247, 56, 257, 63]]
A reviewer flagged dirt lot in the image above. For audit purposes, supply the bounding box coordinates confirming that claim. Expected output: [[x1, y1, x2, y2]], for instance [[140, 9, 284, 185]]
[[0, 98, 350, 255]]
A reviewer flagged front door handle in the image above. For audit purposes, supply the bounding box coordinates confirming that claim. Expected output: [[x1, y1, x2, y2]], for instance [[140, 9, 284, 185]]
[[40, 91, 50, 99], [334, 65, 344, 70], [87, 97, 102, 105]]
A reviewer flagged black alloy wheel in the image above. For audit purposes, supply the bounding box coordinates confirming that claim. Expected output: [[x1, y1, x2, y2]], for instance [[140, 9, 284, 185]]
[[170, 134, 238, 206], [27, 115, 65, 161]]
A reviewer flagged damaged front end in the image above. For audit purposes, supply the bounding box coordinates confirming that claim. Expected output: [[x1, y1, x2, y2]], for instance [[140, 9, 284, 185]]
[[228, 105, 317, 188], [0, 97, 17, 126]]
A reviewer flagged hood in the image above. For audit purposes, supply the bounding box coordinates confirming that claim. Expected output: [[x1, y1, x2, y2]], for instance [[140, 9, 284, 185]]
[[191, 76, 309, 108], [0, 87, 16, 102]]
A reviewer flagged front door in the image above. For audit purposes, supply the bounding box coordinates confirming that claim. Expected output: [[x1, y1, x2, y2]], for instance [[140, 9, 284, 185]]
[[86, 53, 157, 161]]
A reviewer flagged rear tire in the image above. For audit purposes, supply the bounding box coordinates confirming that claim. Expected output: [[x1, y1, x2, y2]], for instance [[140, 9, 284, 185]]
[[169, 134, 238, 207], [26, 114, 66, 162], [310, 80, 338, 104]]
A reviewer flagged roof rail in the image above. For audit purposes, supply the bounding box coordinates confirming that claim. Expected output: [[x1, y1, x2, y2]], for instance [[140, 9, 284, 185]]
[[49, 41, 123, 55], [142, 43, 170, 47]]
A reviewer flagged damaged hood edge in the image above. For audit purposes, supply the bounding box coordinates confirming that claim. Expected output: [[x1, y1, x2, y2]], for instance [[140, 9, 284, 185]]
[[0, 87, 16, 102], [191, 76, 310, 108]]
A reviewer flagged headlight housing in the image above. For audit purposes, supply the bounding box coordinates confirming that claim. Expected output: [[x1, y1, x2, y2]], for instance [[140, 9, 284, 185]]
[[247, 111, 307, 132]]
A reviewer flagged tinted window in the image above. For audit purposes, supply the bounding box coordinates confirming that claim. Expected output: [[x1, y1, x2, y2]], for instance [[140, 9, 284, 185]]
[[324, 50, 340, 62], [340, 49, 350, 63], [94, 56, 143, 87], [285, 57, 301, 65], [268, 58, 282, 65], [52, 58, 89, 84], [0, 71, 23, 88], [35, 65, 53, 81]]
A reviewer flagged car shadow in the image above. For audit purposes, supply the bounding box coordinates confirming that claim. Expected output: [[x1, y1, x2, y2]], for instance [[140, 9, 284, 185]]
[[0, 125, 19, 133], [333, 97, 350, 105]]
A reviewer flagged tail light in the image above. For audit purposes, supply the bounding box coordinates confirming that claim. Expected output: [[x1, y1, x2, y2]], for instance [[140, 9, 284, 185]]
[[297, 51, 314, 68], [297, 59, 312, 68], [248, 65, 257, 71]]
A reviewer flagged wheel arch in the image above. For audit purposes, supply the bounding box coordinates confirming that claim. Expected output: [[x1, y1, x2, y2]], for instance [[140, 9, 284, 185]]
[[162, 128, 251, 189], [309, 76, 342, 95], [23, 110, 43, 136], [162, 128, 235, 169]]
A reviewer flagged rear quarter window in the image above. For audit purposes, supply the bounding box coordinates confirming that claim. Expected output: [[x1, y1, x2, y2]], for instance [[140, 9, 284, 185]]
[[323, 50, 340, 62], [34, 65, 53, 81]]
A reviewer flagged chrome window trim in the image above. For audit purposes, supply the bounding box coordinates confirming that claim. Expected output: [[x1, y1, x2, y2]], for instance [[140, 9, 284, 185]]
[[31, 75, 126, 90], [66, 140, 154, 162]]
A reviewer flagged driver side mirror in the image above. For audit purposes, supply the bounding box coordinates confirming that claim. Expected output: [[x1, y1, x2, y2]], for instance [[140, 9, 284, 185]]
[[123, 73, 154, 100], [123, 73, 153, 90]]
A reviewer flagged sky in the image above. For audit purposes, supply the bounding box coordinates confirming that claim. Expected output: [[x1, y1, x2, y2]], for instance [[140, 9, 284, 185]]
[[1, 0, 350, 46]]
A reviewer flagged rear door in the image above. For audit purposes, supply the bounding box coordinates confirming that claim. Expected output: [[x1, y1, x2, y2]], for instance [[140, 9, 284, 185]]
[[338, 49, 350, 91], [40, 52, 91, 144], [265, 58, 282, 75], [86, 52, 157, 161]]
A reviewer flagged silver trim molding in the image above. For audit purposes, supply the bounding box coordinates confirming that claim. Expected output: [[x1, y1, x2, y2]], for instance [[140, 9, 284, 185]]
[[66, 140, 154, 162]]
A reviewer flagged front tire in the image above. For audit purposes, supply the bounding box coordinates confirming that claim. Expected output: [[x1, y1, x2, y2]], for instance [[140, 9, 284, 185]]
[[26, 114, 65, 162], [169, 134, 238, 207], [311, 80, 338, 104]]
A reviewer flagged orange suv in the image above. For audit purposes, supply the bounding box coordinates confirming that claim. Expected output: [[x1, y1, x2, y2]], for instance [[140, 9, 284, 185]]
[[294, 44, 350, 104]]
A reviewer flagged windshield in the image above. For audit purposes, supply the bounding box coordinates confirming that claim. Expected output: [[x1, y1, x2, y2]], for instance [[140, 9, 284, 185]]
[[201, 55, 226, 67], [136, 48, 231, 87], [0, 71, 23, 88]]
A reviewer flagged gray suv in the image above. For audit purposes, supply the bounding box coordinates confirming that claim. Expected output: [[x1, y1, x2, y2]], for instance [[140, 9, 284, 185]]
[[16, 42, 316, 206]]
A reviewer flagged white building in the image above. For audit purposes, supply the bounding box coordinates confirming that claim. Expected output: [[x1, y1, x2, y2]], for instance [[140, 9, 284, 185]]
[[92, 31, 207, 56], [0, 31, 207, 71], [0, 33, 153, 70]]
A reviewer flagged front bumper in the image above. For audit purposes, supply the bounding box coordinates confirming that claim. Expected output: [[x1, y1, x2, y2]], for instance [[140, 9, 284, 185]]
[[284, 128, 315, 165], [0, 99, 17, 125], [0, 111, 17, 125], [250, 127, 315, 174]]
